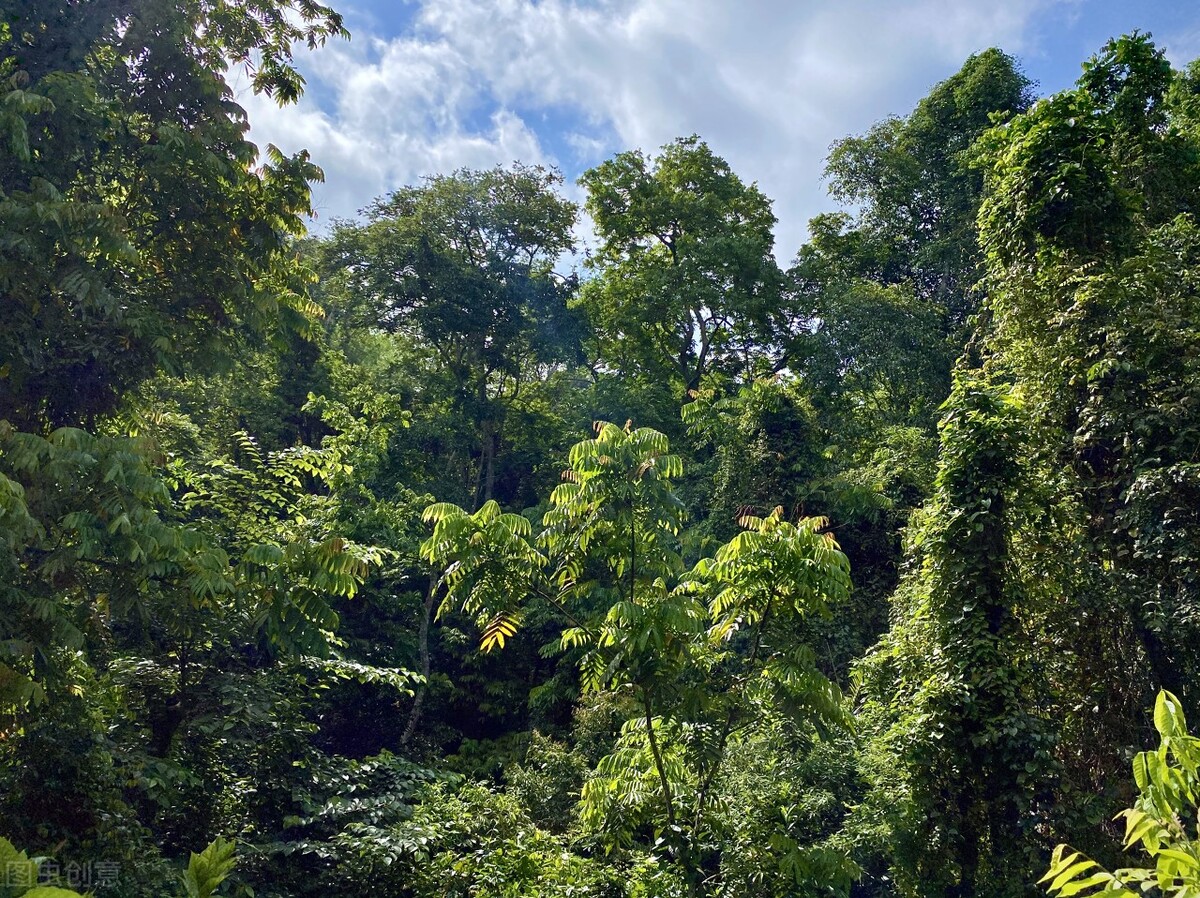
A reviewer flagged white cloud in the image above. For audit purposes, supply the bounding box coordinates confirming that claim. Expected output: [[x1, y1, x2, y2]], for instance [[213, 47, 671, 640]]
[[1164, 26, 1200, 67], [237, 0, 1071, 253]]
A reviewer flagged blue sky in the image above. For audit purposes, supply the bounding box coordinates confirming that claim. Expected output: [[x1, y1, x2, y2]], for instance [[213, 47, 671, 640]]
[[238, 0, 1200, 258]]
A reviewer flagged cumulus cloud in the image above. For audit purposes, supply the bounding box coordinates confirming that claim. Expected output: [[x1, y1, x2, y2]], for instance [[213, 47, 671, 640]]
[[236, 0, 1078, 254]]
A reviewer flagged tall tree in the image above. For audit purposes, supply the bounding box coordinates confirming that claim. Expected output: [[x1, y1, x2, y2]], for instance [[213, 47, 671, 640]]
[[816, 48, 1033, 330], [320, 165, 579, 507], [856, 35, 1200, 898], [858, 376, 1052, 898], [0, 0, 341, 430], [579, 136, 785, 398], [788, 49, 1033, 442], [973, 33, 1200, 707]]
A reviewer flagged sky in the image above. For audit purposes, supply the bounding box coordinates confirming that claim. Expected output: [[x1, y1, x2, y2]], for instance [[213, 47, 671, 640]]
[[236, 0, 1200, 260]]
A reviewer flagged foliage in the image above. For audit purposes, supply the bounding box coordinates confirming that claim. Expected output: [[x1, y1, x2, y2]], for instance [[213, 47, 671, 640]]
[[1042, 692, 1200, 898], [505, 731, 590, 834], [176, 428, 389, 655], [424, 422, 853, 895], [0, 835, 236, 898], [183, 839, 236, 898], [711, 723, 863, 898], [579, 137, 784, 395], [0, 416, 388, 717], [9, 13, 1200, 898], [320, 164, 580, 507], [682, 377, 825, 541], [0, 0, 342, 429], [0, 424, 232, 712], [383, 782, 622, 898]]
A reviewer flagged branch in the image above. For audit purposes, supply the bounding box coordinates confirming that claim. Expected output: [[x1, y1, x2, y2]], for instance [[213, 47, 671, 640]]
[[642, 689, 677, 830]]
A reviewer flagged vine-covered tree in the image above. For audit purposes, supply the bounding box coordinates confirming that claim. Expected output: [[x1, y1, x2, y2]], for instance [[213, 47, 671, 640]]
[[974, 31, 1200, 733]]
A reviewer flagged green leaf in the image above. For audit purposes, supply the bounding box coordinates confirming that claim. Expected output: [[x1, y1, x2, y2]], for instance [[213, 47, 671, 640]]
[[22, 888, 87, 898], [1154, 691, 1186, 738], [0, 837, 39, 896], [183, 837, 237, 898], [1050, 860, 1098, 892]]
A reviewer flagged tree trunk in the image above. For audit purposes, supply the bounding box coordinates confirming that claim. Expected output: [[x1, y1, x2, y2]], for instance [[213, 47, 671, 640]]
[[473, 423, 498, 509], [400, 572, 437, 749]]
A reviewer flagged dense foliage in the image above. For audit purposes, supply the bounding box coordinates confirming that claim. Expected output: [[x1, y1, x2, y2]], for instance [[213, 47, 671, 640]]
[[2, 9, 1199, 898]]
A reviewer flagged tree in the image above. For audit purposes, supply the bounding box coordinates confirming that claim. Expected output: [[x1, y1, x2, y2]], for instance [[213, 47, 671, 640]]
[[787, 49, 1032, 450], [864, 376, 1052, 898], [853, 35, 1200, 898], [774, 54, 1034, 659], [320, 165, 580, 507], [0, 0, 342, 430], [817, 48, 1032, 331], [0, 1, 446, 888], [787, 271, 952, 438], [973, 33, 1200, 708], [423, 422, 853, 896], [578, 137, 785, 397], [682, 377, 826, 545]]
